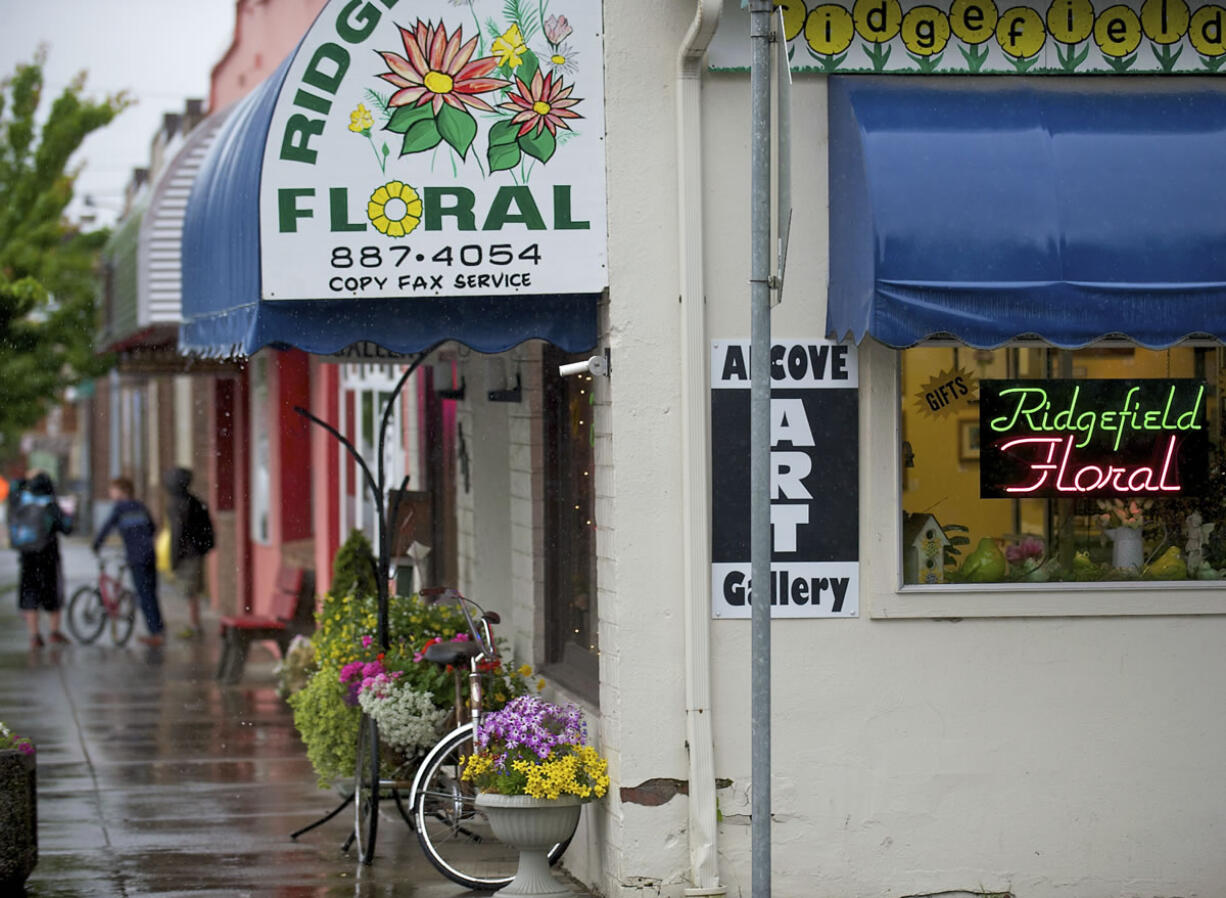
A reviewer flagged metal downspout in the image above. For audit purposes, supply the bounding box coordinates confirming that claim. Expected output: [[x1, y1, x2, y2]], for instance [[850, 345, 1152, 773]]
[[678, 1, 725, 895]]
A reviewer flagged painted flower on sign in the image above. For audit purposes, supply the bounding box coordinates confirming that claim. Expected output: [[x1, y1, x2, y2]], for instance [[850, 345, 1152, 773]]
[[349, 103, 374, 133], [367, 180, 422, 237], [500, 70, 582, 139], [349, 103, 389, 172], [377, 19, 509, 159], [380, 20, 507, 114], [544, 14, 573, 45], [492, 23, 529, 68], [368, 7, 588, 177]]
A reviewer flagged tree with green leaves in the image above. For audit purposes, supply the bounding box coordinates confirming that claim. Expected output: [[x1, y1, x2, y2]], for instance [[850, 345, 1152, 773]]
[[0, 50, 128, 461]]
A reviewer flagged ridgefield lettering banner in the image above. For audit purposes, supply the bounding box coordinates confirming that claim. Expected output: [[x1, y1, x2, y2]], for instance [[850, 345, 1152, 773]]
[[711, 340, 860, 619], [259, 0, 607, 300]]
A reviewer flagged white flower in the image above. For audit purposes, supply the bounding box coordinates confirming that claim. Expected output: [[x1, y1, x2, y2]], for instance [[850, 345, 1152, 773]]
[[358, 683, 448, 757]]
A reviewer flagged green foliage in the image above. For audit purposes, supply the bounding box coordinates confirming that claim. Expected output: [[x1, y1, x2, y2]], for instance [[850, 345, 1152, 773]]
[[287, 669, 362, 789], [292, 583, 539, 787], [328, 529, 377, 600], [941, 522, 970, 569], [0, 50, 128, 460]]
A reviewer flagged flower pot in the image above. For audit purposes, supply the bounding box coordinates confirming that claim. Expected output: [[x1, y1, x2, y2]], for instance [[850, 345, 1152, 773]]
[[1106, 526, 1144, 570], [0, 748, 37, 887], [474, 793, 582, 897]]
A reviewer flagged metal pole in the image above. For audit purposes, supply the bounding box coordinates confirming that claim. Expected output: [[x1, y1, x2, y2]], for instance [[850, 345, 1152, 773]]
[[749, 2, 773, 895]]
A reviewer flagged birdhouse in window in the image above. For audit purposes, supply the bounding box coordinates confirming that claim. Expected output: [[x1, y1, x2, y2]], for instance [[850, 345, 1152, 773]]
[[903, 513, 950, 584]]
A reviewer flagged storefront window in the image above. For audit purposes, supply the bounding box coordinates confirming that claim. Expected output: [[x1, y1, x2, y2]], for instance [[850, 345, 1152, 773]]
[[543, 347, 599, 701], [250, 355, 270, 544], [901, 345, 1224, 586]]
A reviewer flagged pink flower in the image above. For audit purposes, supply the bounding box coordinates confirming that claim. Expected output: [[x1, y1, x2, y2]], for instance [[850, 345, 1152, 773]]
[[378, 19, 509, 115], [361, 635, 372, 649], [544, 14, 572, 45], [499, 70, 583, 138]]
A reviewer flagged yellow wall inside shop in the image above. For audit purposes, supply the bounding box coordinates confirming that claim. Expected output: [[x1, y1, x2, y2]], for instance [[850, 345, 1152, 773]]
[[900, 346, 1199, 560]]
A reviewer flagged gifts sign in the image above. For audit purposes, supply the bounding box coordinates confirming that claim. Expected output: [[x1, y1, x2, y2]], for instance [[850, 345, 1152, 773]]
[[979, 379, 1210, 499]]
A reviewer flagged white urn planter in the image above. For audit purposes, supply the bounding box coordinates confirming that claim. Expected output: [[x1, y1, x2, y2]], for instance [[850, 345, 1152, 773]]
[[1106, 526, 1144, 570], [474, 792, 581, 897]]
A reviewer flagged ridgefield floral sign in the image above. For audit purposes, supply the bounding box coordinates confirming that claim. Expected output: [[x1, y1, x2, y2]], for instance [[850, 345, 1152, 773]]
[[259, 0, 606, 301], [978, 379, 1210, 499], [710, 0, 1226, 74]]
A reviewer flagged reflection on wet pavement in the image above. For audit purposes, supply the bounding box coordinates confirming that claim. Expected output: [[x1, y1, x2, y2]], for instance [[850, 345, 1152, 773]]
[[0, 538, 593, 897]]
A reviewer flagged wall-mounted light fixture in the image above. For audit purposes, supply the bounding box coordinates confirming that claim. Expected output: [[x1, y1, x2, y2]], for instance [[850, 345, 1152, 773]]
[[558, 348, 611, 378]]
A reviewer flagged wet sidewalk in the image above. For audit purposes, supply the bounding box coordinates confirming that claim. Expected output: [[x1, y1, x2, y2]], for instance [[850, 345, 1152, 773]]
[[0, 536, 596, 897]]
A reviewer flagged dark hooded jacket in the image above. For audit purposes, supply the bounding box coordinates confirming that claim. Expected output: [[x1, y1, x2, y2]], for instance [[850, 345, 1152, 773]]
[[163, 467, 210, 566]]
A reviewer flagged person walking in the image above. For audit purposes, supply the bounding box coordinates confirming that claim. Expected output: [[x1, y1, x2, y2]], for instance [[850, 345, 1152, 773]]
[[162, 467, 214, 639], [92, 477, 165, 647], [7, 471, 73, 649]]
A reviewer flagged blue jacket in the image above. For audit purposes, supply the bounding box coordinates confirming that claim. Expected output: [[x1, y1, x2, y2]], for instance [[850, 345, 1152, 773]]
[[93, 499, 156, 567]]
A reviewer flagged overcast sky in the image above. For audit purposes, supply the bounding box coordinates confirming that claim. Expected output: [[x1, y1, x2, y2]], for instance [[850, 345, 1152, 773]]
[[0, 0, 237, 227]]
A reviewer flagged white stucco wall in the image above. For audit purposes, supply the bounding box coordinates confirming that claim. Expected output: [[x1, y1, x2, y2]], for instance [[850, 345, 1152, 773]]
[[594, 2, 1226, 897]]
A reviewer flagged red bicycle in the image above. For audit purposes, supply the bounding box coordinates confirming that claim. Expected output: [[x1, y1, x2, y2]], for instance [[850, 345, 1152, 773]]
[[67, 552, 137, 646]]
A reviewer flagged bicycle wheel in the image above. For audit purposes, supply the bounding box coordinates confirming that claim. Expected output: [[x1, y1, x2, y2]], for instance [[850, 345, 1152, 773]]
[[67, 585, 106, 644], [354, 714, 379, 863], [413, 724, 573, 890], [110, 589, 137, 647]]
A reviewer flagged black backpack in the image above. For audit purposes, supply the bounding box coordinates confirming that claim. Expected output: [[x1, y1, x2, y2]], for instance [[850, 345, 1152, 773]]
[[185, 495, 215, 554], [9, 493, 56, 554]]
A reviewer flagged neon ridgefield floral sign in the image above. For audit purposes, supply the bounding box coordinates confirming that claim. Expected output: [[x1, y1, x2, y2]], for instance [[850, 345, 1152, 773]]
[[769, 0, 1226, 73], [978, 379, 1210, 498]]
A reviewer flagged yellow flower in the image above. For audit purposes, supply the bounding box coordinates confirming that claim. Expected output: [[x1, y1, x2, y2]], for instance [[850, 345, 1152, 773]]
[[901, 6, 951, 55], [805, 5, 856, 55], [517, 664, 533, 678], [853, 0, 902, 43], [1140, 0, 1189, 44], [1046, 0, 1094, 44], [492, 23, 527, 68], [775, 0, 808, 40], [950, 0, 998, 43], [367, 180, 422, 238], [1190, 5, 1226, 56], [349, 103, 373, 133], [995, 6, 1046, 58], [1094, 5, 1142, 56]]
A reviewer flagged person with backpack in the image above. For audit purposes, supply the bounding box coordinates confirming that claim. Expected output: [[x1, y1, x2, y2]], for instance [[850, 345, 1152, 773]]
[[162, 467, 214, 639], [92, 477, 165, 647], [7, 471, 73, 649]]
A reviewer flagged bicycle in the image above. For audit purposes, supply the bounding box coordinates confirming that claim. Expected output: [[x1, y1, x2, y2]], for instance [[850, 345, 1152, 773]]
[[66, 552, 137, 646], [350, 586, 574, 890]]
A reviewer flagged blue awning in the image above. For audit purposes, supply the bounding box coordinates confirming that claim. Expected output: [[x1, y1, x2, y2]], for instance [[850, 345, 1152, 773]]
[[827, 76, 1226, 350], [180, 55, 598, 358]]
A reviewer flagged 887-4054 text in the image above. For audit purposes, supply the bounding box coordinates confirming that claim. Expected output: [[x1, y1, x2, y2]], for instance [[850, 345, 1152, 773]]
[[326, 242, 540, 294]]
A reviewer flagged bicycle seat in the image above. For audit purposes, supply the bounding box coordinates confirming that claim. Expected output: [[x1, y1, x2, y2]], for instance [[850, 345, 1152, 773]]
[[423, 640, 483, 667]]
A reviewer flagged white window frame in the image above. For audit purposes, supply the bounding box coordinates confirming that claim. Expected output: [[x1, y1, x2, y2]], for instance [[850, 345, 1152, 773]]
[[861, 338, 1226, 619], [338, 363, 420, 551]]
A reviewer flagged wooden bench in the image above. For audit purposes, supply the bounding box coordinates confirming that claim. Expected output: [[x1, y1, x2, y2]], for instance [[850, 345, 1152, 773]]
[[216, 566, 316, 683]]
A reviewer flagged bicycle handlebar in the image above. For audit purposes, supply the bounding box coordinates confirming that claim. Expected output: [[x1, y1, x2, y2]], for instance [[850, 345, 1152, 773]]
[[419, 586, 498, 662]]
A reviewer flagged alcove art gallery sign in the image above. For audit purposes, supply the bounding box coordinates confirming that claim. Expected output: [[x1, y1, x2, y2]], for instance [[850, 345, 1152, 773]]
[[710, 340, 860, 619]]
